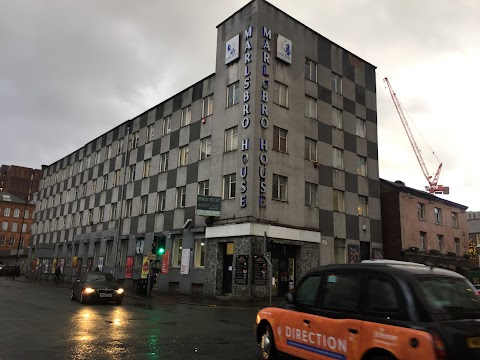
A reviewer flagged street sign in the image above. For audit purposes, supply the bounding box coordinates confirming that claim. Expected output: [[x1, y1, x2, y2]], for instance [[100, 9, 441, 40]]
[[196, 195, 221, 217]]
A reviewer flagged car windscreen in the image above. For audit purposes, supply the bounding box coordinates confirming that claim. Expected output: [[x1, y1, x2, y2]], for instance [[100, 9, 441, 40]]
[[416, 276, 480, 318], [86, 273, 115, 283]]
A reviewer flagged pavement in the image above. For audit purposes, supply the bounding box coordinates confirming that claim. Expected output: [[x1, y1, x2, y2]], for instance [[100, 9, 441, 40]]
[[5, 275, 285, 309]]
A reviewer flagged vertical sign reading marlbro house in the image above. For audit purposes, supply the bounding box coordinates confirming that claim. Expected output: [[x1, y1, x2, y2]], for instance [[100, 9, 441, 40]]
[[258, 26, 271, 208], [240, 26, 253, 208]]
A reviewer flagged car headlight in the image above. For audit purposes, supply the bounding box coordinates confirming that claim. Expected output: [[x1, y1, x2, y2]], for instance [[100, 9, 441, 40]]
[[115, 288, 124, 294], [84, 287, 95, 294]]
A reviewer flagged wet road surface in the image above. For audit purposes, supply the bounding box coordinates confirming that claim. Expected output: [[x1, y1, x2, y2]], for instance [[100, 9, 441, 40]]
[[0, 277, 263, 360]]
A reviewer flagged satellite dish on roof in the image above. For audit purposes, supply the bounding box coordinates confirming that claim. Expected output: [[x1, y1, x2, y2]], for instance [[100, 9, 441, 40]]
[[394, 180, 405, 186]]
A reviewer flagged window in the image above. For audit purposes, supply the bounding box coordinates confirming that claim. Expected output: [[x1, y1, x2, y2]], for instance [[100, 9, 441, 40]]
[[199, 136, 211, 160], [305, 182, 317, 207], [12, 223, 17, 232], [24, 210, 29, 218], [94, 151, 101, 165], [81, 183, 87, 197], [181, 106, 191, 127], [334, 239, 346, 264], [178, 145, 189, 167], [305, 138, 317, 162], [333, 147, 344, 170], [322, 273, 361, 311], [13, 209, 20, 218], [85, 156, 91, 169], [91, 180, 96, 195], [357, 156, 367, 177], [106, 145, 112, 159], [272, 174, 288, 201], [98, 206, 105, 223], [4, 208, 10, 217], [73, 187, 78, 201], [172, 238, 183, 267], [117, 139, 124, 155], [0, 237, 4, 246], [305, 58, 317, 82], [273, 81, 288, 108], [114, 170, 121, 187], [160, 152, 169, 172], [194, 239, 206, 267], [305, 96, 317, 118], [140, 195, 148, 215], [130, 132, 139, 150], [420, 232, 427, 251], [1, 222, 7, 231], [176, 186, 186, 208], [128, 165, 136, 183], [333, 190, 345, 212], [223, 174, 236, 200], [162, 116, 171, 135], [102, 175, 108, 191], [110, 203, 118, 221], [146, 124, 155, 142], [8, 237, 15, 247], [452, 212, 459, 228], [202, 95, 214, 118], [331, 72, 342, 94], [435, 207, 442, 224], [367, 277, 400, 316], [226, 81, 240, 107], [87, 209, 93, 224], [332, 108, 343, 130], [358, 196, 369, 216], [273, 126, 288, 153], [224, 126, 238, 152], [156, 191, 166, 212], [198, 180, 210, 196], [296, 275, 322, 307], [125, 199, 133, 217], [356, 118, 366, 138], [437, 234, 444, 252], [454, 238, 460, 255], [418, 203, 425, 219], [143, 159, 151, 178]]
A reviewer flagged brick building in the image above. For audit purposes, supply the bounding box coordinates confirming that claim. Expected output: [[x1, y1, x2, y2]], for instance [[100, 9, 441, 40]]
[[380, 179, 470, 271], [0, 165, 42, 201], [0, 191, 36, 271]]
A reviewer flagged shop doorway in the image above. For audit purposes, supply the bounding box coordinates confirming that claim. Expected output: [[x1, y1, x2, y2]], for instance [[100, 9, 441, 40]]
[[222, 242, 234, 295], [271, 244, 297, 297]]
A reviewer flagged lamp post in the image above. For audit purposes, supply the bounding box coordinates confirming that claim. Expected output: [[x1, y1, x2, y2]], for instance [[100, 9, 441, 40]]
[[15, 171, 34, 272]]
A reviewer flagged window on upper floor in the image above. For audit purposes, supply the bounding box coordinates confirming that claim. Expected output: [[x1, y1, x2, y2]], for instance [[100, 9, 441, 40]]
[[140, 195, 148, 215], [273, 81, 288, 108], [143, 159, 151, 178], [356, 118, 366, 139], [226, 81, 240, 107], [4, 208, 10, 217], [332, 108, 343, 130], [358, 196, 369, 217], [333, 147, 344, 170], [13, 209, 20, 218], [435, 207, 442, 224], [202, 94, 214, 118], [223, 174, 236, 200], [102, 175, 108, 191], [128, 165, 136, 183], [357, 156, 367, 177], [333, 190, 345, 213], [420, 231, 427, 251], [451, 212, 459, 228], [156, 191, 166, 212], [181, 106, 191, 127], [331, 72, 342, 95], [94, 151, 101, 165], [114, 170, 121, 187], [418, 203, 425, 220], [305, 96, 317, 119], [130, 132, 140, 150], [198, 180, 209, 196], [305, 58, 317, 82], [437, 234, 444, 252], [305, 138, 317, 162], [160, 152, 169, 173], [273, 126, 288, 153], [125, 199, 133, 217], [146, 124, 155, 142], [200, 137, 211, 160], [272, 174, 288, 202], [454, 237, 460, 255], [162, 116, 171, 136], [176, 186, 186, 208], [224, 126, 238, 152], [178, 145, 189, 167], [305, 182, 317, 207], [106, 145, 112, 159]]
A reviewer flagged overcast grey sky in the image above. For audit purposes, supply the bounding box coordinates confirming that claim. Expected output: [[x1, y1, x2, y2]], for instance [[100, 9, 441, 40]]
[[1, 0, 479, 210]]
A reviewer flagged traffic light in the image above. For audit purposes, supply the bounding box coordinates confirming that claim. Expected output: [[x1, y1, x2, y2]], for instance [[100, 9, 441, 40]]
[[265, 233, 274, 252], [157, 235, 166, 255], [151, 237, 157, 255]]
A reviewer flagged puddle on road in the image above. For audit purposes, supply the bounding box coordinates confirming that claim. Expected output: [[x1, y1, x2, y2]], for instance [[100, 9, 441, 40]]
[[134, 302, 154, 310], [157, 321, 178, 326]]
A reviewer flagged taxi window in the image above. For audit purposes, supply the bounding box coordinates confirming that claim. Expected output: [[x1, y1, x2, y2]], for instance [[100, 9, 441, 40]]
[[366, 276, 405, 320], [295, 275, 322, 306], [321, 273, 360, 311]]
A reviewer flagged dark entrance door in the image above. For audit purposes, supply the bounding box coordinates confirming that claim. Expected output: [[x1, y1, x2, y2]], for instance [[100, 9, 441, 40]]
[[360, 241, 370, 261], [222, 254, 233, 294], [277, 259, 289, 296]]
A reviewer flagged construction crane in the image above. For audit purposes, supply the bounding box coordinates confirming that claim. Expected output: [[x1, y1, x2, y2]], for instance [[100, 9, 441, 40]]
[[383, 77, 449, 195]]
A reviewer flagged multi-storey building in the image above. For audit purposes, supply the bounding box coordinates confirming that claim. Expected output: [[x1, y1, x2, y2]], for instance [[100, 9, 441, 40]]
[[0, 191, 36, 270], [30, 0, 380, 300], [467, 211, 480, 270], [0, 165, 42, 201], [380, 179, 470, 271]]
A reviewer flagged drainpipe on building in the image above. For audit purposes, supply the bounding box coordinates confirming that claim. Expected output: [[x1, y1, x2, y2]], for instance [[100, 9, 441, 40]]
[[113, 121, 131, 278]]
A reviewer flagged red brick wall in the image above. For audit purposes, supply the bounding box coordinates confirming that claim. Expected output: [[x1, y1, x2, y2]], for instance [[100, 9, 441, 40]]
[[0, 165, 42, 201], [0, 201, 36, 252]]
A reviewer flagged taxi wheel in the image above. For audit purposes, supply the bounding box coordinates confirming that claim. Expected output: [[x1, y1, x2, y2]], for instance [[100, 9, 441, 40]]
[[260, 324, 277, 359]]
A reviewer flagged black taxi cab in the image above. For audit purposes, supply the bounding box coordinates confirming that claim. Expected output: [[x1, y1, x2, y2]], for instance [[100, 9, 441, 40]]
[[255, 260, 480, 360]]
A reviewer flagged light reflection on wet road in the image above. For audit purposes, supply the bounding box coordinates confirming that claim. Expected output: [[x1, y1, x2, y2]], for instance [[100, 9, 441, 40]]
[[0, 278, 262, 360]]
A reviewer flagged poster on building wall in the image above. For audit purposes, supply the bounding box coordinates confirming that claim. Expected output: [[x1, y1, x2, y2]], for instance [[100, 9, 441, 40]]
[[43, 259, 49, 274], [98, 256, 104, 271], [235, 255, 249, 285], [141, 256, 149, 279], [161, 250, 170, 274], [125, 256, 134, 279], [180, 248, 190, 275], [76, 257, 83, 276], [60, 258, 65, 273], [276, 34, 292, 64], [86, 258, 93, 273], [253, 255, 267, 285], [72, 256, 77, 267], [348, 245, 360, 263], [52, 259, 57, 274], [31, 259, 36, 273], [225, 34, 239, 64], [372, 248, 383, 260]]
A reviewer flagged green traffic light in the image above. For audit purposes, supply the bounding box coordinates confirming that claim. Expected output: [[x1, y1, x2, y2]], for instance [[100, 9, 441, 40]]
[[158, 248, 165, 255]]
